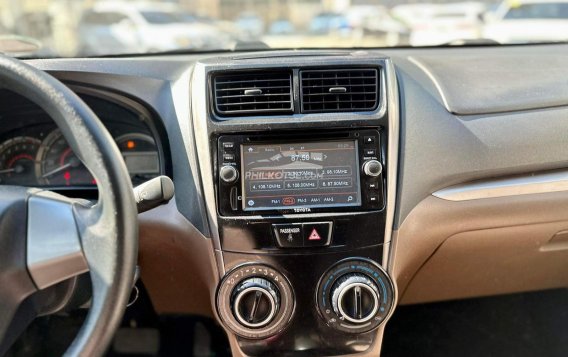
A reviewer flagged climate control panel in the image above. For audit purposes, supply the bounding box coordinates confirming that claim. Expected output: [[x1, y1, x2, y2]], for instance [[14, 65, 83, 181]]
[[216, 258, 395, 342], [316, 258, 395, 334]]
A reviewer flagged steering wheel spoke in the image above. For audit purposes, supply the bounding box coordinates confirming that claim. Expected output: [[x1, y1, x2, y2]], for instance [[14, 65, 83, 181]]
[[26, 191, 90, 290]]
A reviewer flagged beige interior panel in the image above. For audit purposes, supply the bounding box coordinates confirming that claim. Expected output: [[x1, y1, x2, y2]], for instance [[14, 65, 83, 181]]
[[138, 200, 219, 317], [402, 221, 568, 304], [393, 191, 568, 305]]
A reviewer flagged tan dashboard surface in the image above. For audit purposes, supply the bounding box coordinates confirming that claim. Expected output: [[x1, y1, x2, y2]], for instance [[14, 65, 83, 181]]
[[393, 191, 568, 305], [138, 201, 218, 317]]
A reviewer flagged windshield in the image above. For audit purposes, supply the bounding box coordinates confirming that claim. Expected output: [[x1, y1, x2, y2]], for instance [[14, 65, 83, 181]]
[[0, 0, 567, 57]]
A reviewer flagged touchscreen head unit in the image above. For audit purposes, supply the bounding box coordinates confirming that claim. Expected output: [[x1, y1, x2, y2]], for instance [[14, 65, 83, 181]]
[[217, 130, 383, 215], [241, 141, 361, 211]]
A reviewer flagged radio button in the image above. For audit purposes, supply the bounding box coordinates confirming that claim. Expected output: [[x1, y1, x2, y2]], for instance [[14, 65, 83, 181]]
[[363, 136, 376, 145], [364, 149, 377, 157], [368, 194, 380, 205], [220, 165, 239, 183], [362, 160, 383, 177], [222, 142, 235, 151], [223, 153, 236, 162], [368, 181, 379, 190], [303, 222, 332, 247], [273, 224, 303, 248]]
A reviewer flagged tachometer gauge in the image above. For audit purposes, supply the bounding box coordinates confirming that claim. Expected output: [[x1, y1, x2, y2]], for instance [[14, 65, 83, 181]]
[[116, 133, 160, 186], [36, 130, 95, 186], [0, 136, 41, 185]]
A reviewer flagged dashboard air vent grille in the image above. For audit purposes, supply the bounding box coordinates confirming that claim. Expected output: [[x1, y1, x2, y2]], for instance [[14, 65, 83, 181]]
[[213, 71, 293, 116], [300, 68, 379, 113]]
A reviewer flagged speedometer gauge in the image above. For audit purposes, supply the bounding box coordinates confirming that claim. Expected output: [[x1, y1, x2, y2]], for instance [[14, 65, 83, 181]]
[[36, 130, 95, 186], [0, 136, 41, 185]]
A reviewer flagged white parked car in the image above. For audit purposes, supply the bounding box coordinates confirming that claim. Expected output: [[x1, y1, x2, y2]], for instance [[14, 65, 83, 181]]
[[408, 2, 486, 46], [391, 4, 441, 29], [345, 6, 410, 46], [483, 0, 568, 43], [78, 2, 230, 55]]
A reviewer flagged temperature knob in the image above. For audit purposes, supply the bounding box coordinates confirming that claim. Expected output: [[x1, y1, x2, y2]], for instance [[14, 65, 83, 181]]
[[362, 160, 383, 177], [232, 278, 280, 328], [219, 165, 239, 183], [330, 274, 379, 324]]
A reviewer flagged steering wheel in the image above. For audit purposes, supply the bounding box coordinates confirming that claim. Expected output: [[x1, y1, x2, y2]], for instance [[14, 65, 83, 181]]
[[0, 55, 138, 355]]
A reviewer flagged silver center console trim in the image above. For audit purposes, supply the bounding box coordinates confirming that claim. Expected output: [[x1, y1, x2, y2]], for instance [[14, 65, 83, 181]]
[[380, 58, 400, 338]]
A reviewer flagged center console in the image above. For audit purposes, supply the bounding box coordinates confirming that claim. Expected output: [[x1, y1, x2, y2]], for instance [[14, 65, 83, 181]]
[[191, 54, 399, 356]]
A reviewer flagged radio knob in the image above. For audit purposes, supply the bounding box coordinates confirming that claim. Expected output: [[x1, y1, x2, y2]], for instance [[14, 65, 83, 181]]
[[220, 165, 239, 183], [331, 273, 380, 324], [231, 278, 280, 328], [362, 160, 382, 177]]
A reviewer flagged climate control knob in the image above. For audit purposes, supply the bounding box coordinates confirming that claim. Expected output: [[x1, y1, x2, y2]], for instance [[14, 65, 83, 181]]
[[231, 278, 280, 328], [362, 160, 383, 177], [330, 273, 380, 324], [216, 264, 295, 339], [316, 258, 395, 334], [219, 165, 239, 183]]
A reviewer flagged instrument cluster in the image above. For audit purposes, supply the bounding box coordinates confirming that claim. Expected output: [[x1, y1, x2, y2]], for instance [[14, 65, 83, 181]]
[[0, 127, 160, 188], [0, 93, 163, 189]]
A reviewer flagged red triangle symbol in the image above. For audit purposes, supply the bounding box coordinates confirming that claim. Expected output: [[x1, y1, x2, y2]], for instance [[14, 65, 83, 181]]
[[308, 228, 321, 241]]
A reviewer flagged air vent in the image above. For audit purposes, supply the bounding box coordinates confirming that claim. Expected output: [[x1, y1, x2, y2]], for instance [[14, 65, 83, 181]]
[[300, 68, 379, 113], [213, 71, 293, 116]]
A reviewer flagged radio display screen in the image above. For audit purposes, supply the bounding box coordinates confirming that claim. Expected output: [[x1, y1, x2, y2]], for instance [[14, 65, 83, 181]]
[[241, 140, 361, 211]]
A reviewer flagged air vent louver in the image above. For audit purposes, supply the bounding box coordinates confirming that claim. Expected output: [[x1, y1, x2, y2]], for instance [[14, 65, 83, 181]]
[[300, 68, 379, 113], [214, 71, 293, 116]]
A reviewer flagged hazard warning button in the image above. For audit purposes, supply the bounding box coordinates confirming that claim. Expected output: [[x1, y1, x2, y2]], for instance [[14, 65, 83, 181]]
[[302, 222, 332, 247]]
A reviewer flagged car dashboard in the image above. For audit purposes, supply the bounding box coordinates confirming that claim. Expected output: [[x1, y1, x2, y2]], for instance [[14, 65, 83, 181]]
[[4, 44, 568, 356]]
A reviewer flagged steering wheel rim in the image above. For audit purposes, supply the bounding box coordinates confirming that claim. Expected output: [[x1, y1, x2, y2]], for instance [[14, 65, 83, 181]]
[[0, 54, 138, 356]]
